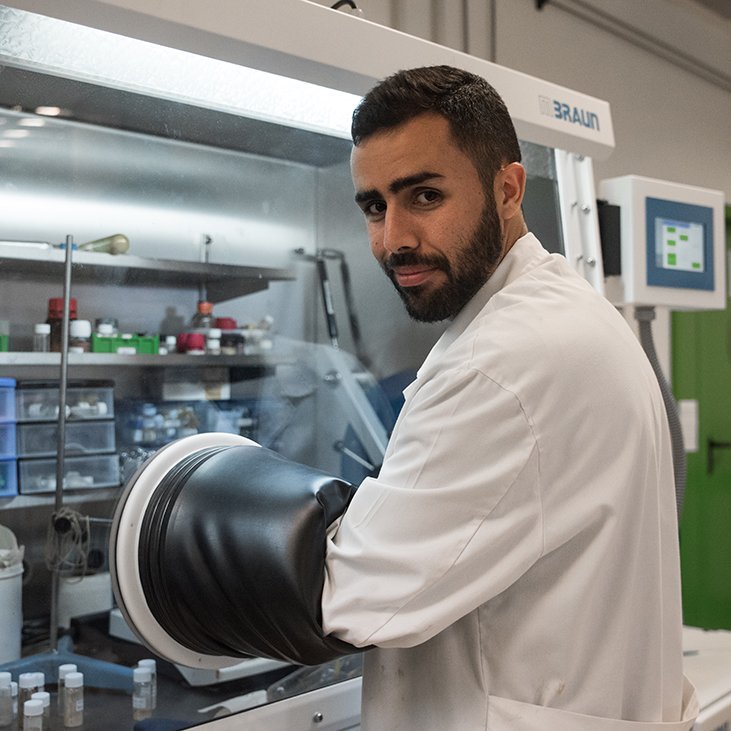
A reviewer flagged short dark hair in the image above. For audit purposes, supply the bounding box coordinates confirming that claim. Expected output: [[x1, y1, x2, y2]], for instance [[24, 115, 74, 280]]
[[351, 65, 521, 187]]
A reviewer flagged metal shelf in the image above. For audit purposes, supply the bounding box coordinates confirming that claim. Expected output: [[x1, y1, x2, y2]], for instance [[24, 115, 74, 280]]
[[0, 352, 291, 368], [0, 244, 295, 303]]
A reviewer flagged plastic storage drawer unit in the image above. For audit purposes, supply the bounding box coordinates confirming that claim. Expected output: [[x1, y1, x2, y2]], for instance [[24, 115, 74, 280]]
[[18, 454, 121, 494], [16, 380, 114, 422], [0, 378, 15, 422], [0, 459, 18, 498]]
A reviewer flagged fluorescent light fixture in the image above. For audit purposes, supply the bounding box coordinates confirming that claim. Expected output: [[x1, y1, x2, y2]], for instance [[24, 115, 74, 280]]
[[0, 6, 361, 139], [3, 129, 29, 138], [18, 117, 46, 126]]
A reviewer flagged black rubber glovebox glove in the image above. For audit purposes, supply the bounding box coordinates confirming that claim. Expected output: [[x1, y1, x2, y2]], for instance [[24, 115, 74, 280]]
[[132, 442, 361, 666]]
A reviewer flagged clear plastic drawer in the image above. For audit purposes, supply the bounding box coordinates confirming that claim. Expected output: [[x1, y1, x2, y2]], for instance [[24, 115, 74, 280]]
[[17, 421, 116, 458], [16, 381, 114, 422], [18, 454, 121, 494], [0, 378, 15, 422]]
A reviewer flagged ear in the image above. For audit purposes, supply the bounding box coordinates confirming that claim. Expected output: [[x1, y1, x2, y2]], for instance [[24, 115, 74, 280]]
[[494, 162, 526, 222]]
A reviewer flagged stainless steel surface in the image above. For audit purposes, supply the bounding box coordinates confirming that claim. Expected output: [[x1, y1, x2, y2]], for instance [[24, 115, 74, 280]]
[[199, 677, 362, 731], [0, 352, 294, 367], [0, 244, 295, 303], [0, 104, 318, 269], [0, 5, 356, 162]]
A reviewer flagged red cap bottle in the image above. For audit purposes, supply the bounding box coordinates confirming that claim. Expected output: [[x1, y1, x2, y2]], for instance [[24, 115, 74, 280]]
[[47, 297, 78, 352]]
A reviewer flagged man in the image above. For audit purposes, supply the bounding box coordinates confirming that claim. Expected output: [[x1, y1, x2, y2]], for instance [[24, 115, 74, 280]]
[[320, 66, 698, 729]]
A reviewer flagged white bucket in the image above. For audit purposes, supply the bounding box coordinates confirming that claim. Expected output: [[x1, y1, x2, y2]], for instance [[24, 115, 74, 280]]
[[58, 572, 112, 629], [0, 562, 23, 664]]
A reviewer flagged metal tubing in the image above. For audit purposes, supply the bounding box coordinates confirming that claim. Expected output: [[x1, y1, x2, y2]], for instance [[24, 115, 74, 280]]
[[50, 234, 74, 652]]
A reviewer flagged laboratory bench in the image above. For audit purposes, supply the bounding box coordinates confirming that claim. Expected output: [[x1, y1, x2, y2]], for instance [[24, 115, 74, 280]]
[[5, 613, 297, 731]]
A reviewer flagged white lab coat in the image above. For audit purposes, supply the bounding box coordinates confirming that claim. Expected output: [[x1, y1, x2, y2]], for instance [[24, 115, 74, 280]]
[[322, 234, 698, 730]]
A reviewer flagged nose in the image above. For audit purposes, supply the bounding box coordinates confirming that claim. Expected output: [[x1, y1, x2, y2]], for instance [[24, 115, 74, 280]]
[[380, 209, 418, 255]]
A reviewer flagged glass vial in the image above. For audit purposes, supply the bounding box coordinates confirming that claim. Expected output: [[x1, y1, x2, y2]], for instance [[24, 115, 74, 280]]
[[18, 673, 39, 730], [30, 692, 49, 727], [190, 300, 213, 330], [10, 682, 17, 721], [94, 319, 118, 337], [63, 672, 83, 728], [33, 323, 51, 353], [22, 700, 43, 731], [132, 667, 152, 721], [0, 672, 13, 728], [206, 328, 222, 355], [137, 659, 157, 710], [57, 664, 77, 722]]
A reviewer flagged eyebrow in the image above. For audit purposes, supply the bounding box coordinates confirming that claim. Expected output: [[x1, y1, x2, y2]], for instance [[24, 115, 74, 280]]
[[354, 170, 444, 204]]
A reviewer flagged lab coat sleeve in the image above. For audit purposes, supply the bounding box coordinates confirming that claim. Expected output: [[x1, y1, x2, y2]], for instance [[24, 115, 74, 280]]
[[321, 363, 543, 648]]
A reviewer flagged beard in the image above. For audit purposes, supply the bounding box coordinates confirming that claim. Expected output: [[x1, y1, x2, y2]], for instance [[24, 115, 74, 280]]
[[382, 198, 504, 323]]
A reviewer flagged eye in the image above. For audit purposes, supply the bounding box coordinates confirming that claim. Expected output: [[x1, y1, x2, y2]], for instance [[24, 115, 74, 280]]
[[361, 200, 386, 219], [414, 189, 441, 206]]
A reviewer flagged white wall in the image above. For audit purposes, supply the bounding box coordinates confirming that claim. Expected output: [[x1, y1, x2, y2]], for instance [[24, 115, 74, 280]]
[[313, 0, 731, 200]]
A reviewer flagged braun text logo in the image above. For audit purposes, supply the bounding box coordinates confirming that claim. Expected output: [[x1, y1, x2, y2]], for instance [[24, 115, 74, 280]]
[[539, 96, 600, 132]]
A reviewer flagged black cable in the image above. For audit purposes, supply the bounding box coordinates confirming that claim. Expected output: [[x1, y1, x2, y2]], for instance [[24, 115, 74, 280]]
[[635, 306, 686, 520], [331, 0, 358, 9]]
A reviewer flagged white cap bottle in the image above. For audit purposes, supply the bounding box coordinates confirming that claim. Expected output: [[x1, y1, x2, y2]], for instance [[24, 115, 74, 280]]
[[18, 672, 39, 723], [30, 691, 50, 724], [132, 666, 153, 721], [63, 672, 84, 728], [138, 659, 157, 709], [23, 698, 43, 731], [57, 663, 77, 720]]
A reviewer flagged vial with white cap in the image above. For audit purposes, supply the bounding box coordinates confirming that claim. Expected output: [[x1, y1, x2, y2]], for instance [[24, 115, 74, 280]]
[[132, 666, 152, 721], [33, 323, 51, 352], [57, 663, 77, 721], [138, 659, 157, 710], [23, 699, 43, 731], [18, 673, 40, 730], [63, 672, 83, 728], [68, 319, 92, 353], [31, 691, 50, 726], [0, 672, 12, 727]]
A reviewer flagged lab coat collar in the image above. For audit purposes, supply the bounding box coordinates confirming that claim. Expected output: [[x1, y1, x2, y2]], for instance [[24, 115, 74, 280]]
[[416, 232, 545, 377]]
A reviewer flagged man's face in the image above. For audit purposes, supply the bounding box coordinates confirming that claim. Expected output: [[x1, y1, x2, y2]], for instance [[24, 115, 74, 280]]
[[351, 113, 504, 322]]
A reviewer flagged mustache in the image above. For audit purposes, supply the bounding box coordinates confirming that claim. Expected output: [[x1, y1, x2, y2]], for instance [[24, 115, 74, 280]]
[[383, 251, 451, 277]]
